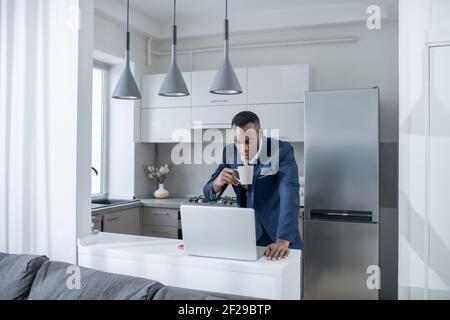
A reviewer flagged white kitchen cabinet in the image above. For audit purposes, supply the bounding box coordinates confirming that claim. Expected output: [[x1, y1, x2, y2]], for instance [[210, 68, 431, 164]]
[[141, 108, 191, 143], [102, 207, 141, 236], [191, 105, 246, 129], [191, 69, 247, 107], [142, 207, 179, 239], [247, 64, 310, 104], [248, 103, 304, 142], [142, 207, 179, 228], [141, 73, 192, 108]]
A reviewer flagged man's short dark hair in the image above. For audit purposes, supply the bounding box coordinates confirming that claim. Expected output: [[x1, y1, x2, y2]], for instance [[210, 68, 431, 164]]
[[232, 111, 260, 128]]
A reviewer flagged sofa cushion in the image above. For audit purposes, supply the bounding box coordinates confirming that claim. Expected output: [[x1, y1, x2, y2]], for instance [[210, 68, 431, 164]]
[[0, 252, 49, 300], [153, 286, 256, 300], [28, 261, 163, 300]]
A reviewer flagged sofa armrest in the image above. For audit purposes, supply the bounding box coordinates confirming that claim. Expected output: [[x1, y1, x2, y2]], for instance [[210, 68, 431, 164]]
[[28, 261, 163, 300], [0, 252, 49, 300]]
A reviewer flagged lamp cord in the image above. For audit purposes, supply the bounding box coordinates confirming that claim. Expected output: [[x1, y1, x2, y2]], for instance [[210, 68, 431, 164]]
[[127, 0, 130, 32], [174, 0, 176, 26], [226, 0, 228, 20], [126, 0, 131, 51]]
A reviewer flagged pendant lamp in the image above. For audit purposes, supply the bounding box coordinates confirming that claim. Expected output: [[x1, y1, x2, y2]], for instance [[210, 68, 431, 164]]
[[210, 0, 242, 95], [159, 0, 190, 97], [112, 0, 142, 100]]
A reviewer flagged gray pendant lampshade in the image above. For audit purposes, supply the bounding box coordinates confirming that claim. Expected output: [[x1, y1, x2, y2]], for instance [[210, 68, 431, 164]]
[[210, 0, 242, 95], [112, 0, 142, 100], [159, 0, 190, 97]]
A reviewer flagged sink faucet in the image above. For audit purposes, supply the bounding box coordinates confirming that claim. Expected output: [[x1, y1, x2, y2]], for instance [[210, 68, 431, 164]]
[[91, 167, 99, 176]]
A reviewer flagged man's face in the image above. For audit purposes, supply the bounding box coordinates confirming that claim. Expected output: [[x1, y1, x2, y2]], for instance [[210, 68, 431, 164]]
[[233, 123, 262, 161]]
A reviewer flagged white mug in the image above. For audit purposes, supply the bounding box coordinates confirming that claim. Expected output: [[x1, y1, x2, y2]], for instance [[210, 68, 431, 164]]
[[236, 165, 254, 186]]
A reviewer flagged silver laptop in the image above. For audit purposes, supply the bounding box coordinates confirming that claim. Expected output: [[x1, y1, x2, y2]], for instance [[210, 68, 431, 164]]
[[180, 205, 267, 261]]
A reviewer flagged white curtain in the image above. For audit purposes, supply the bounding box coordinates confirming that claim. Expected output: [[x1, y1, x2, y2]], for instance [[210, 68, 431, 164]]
[[0, 0, 90, 263]]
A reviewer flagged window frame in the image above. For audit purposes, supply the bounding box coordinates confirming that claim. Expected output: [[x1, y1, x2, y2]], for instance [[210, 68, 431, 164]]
[[91, 62, 110, 200]]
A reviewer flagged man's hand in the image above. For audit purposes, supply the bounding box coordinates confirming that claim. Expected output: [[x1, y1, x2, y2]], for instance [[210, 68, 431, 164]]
[[213, 168, 240, 193], [265, 239, 290, 261]]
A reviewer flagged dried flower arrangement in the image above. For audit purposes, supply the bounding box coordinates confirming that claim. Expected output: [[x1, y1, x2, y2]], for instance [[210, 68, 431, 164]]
[[145, 164, 171, 184]]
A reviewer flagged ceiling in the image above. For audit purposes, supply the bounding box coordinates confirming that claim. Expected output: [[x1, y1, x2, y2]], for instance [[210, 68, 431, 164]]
[[125, 0, 365, 24], [96, 0, 398, 39]]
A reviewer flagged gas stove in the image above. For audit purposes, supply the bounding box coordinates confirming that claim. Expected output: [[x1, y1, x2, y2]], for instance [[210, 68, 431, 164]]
[[186, 195, 238, 207]]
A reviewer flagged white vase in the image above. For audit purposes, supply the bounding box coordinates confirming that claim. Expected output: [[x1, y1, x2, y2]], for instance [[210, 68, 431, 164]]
[[154, 183, 170, 199]]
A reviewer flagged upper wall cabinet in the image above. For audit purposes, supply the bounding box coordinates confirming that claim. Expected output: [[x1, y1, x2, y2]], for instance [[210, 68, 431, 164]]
[[140, 64, 310, 142], [248, 103, 304, 142], [191, 68, 247, 107], [247, 64, 310, 104], [142, 73, 192, 108], [141, 108, 191, 143], [192, 105, 247, 129]]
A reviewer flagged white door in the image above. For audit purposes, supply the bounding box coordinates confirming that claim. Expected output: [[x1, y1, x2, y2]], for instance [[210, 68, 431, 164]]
[[141, 108, 191, 143], [248, 103, 304, 142], [141, 73, 192, 108], [429, 45, 450, 298], [191, 105, 246, 129], [191, 69, 247, 107], [247, 65, 310, 104]]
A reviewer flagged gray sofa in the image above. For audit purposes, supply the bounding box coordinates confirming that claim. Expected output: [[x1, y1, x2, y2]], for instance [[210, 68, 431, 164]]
[[0, 253, 253, 300]]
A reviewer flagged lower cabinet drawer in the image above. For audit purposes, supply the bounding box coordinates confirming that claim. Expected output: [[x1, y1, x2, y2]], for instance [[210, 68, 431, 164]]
[[143, 225, 178, 239], [102, 208, 141, 236], [143, 208, 179, 227]]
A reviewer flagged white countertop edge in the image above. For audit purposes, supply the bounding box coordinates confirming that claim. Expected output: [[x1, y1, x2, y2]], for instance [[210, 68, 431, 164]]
[[140, 198, 189, 206], [78, 233, 301, 276]]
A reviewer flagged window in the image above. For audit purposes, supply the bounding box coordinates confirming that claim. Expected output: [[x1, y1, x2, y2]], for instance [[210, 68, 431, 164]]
[[91, 65, 108, 197]]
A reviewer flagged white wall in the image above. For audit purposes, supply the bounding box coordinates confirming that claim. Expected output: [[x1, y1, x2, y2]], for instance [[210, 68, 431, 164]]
[[94, 6, 399, 200], [77, 0, 95, 241], [399, 0, 450, 300], [149, 22, 399, 200], [0, 0, 93, 263], [151, 22, 399, 143], [107, 63, 136, 198], [93, 14, 156, 198]]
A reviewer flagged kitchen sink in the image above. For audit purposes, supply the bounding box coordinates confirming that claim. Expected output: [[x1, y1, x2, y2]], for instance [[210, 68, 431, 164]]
[[91, 199, 140, 208]]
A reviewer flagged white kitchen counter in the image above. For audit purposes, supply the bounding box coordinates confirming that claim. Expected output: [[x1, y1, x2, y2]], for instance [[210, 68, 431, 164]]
[[140, 198, 189, 209], [78, 232, 301, 300]]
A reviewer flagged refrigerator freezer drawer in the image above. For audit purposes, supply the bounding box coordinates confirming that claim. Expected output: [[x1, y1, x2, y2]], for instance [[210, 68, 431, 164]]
[[303, 219, 379, 300]]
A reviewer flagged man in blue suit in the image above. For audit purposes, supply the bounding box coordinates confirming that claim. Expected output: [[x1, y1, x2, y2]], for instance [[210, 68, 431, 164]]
[[203, 111, 302, 261]]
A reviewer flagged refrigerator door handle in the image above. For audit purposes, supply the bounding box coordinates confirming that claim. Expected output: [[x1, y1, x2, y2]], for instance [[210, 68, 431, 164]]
[[324, 212, 371, 218], [310, 209, 373, 222]]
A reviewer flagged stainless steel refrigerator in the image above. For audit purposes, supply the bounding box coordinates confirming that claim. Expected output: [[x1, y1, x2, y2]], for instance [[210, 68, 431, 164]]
[[303, 88, 381, 300]]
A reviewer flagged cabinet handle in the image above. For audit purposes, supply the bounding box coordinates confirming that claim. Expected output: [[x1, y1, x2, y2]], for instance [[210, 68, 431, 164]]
[[106, 217, 120, 222], [152, 212, 170, 216], [210, 99, 228, 103]]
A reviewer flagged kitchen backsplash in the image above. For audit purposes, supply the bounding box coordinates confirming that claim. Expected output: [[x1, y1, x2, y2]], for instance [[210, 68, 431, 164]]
[[154, 142, 305, 198], [152, 141, 397, 208]]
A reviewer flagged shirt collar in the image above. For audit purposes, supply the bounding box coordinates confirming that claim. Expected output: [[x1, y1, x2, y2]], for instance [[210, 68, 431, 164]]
[[241, 136, 264, 165]]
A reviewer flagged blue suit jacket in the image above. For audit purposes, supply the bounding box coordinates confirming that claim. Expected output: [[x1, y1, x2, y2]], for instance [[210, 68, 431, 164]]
[[203, 137, 303, 249]]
